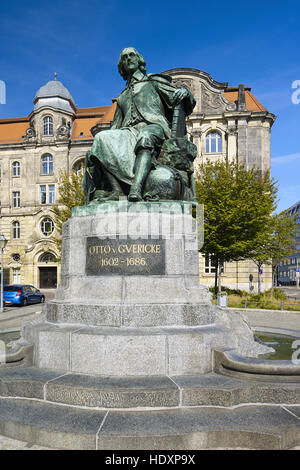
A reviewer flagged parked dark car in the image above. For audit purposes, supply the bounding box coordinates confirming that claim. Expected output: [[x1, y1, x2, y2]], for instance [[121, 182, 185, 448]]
[[3, 285, 45, 306]]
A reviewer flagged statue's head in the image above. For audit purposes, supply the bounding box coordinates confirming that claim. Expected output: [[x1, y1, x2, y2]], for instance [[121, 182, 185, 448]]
[[118, 47, 146, 80]]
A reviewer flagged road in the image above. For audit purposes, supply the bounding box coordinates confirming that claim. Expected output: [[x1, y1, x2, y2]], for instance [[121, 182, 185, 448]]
[[279, 286, 300, 300], [0, 289, 56, 329]]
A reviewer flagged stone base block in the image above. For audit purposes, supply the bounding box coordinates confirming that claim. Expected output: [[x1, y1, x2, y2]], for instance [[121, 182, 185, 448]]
[[24, 322, 235, 376], [55, 202, 212, 322], [1, 367, 300, 410], [45, 300, 216, 327], [0, 396, 299, 449]]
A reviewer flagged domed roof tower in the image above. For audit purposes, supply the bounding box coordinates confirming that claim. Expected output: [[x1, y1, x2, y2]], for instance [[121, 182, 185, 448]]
[[33, 75, 76, 114]]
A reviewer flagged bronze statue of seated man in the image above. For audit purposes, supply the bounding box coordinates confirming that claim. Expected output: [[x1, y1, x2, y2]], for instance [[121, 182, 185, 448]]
[[83, 47, 196, 203]]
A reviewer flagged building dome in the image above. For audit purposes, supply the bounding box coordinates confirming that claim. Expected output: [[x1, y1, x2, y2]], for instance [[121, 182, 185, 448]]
[[33, 78, 76, 113]]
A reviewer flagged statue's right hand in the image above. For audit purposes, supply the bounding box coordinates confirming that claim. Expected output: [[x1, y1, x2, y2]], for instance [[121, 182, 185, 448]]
[[173, 88, 189, 105]]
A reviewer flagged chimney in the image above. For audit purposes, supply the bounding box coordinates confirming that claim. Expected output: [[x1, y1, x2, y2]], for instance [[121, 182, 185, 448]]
[[238, 83, 247, 111]]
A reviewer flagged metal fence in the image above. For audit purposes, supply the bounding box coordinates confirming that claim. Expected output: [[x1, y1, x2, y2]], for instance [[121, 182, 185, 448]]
[[240, 299, 300, 311]]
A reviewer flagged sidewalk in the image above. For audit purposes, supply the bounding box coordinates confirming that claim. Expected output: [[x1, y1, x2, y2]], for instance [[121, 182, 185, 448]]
[[0, 307, 42, 329], [234, 308, 300, 333]]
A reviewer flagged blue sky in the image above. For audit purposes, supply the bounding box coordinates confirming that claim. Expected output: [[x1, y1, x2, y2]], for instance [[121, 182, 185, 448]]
[[0, 0, 299, 212]]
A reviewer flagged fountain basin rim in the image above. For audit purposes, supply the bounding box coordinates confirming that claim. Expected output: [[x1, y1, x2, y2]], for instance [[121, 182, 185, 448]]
[[213, 347, 300, 380]]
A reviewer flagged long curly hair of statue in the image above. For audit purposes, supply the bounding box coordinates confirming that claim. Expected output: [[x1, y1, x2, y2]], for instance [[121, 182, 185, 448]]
[[118, 48, 147, 80]]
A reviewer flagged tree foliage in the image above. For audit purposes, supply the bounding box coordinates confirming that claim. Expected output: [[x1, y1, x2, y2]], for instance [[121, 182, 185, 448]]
[[195, 160, 279, 290], [248, 210, 297, 291], [53, 170, 85, 254]]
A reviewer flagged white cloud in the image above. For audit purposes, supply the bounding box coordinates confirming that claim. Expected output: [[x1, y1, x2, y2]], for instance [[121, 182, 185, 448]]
[[271, 153, 300, 166]]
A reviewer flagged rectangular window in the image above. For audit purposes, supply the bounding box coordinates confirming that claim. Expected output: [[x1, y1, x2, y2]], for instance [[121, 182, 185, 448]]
[[290, 269, 296, 279], [43, 117, 53, 136], [204, 254, 224, 274], [13, 222, 20, 239], [12, 268, 20, 284], [40, 185, 47, 204], [40, 184, 55, 204], [12, 162, 20, 177], [13, 191, 20, 208], [49, 185, 55, 204]]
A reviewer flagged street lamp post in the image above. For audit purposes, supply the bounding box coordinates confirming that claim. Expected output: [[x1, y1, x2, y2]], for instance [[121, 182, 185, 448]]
[[0, 234, 8, 313]]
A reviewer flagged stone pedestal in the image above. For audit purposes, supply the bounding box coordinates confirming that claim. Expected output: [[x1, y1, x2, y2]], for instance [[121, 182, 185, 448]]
[[1, 201, 289, 450], [22, 201, 268, 376]]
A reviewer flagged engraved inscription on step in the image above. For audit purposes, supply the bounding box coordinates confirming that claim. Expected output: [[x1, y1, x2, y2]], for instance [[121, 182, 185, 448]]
[[86, 237, 166, 275]]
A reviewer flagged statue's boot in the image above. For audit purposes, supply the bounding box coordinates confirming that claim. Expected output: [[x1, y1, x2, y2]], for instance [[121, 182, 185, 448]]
[[128, 150, 152, 202]]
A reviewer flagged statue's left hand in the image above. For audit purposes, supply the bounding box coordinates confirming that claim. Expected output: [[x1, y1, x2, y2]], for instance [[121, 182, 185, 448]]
[[173, 87, 190, 105]]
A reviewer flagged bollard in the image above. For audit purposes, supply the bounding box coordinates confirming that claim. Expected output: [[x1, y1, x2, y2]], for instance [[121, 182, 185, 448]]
[[217, 292, 227, 307], [281, 301, 284, 311], [244, 300, 247, 309]]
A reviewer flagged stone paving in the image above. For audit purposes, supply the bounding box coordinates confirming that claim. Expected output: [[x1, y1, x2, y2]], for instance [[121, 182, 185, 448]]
[[0, 434, 298, 451], [0, 434, 51, 450], [241, 309, 300, 332]]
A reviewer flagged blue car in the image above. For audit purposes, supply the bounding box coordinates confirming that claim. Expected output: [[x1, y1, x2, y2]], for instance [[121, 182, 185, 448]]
[[3, 284, 45, 306]]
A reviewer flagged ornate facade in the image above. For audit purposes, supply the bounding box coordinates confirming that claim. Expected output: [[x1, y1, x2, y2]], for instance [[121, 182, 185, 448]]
[[167, 69, 276, 292], [0, 78, 115, 288], [0, 69, 275, 291]]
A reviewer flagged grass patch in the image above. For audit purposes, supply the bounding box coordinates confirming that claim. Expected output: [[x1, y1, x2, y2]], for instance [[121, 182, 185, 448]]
[[211, 287, 300, 311]]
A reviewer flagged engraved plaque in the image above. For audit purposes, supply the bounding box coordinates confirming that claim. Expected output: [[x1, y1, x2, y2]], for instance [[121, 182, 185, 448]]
[[86, 237, 166, 276]]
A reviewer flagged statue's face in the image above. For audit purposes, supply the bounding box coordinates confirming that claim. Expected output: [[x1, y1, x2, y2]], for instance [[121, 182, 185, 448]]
[[120, 48, 140, 76]]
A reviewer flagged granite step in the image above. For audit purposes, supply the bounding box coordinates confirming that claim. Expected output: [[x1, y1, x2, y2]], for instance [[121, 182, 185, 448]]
[[0, 398, 299, 449], [0, 366, 300, 409]]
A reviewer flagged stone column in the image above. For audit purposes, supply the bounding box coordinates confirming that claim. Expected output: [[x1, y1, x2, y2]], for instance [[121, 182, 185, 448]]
[[237, 117, 249, 169], [227, 120, 237, 162], [191, 129, 202, 173]]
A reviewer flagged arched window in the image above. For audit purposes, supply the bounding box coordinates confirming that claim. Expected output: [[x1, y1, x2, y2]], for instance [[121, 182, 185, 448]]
[[40, 217, 54, 236], [39, 252, 56, 263], [12, 161, 20, 177], [73, 158, 85, 176], [12, 221, 20, 239], [41, 154, 53, 174], [205, 132, 222, 153], [43, 116, 53, 136]]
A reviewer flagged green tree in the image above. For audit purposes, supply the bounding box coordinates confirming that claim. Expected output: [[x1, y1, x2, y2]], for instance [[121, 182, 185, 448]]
[[53, 170, 85, 255], [195, 160, 278, 293], [249, 211, 297, 293]]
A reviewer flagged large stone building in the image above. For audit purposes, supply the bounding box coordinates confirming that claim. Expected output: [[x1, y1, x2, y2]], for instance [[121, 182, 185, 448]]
[[0, 69, 276, 291], [166, 69, 276, 292], [277, 200, 300, 285]]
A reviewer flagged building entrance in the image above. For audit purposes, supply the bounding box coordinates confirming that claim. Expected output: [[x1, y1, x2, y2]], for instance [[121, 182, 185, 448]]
[[39, 267, 57, 288]]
